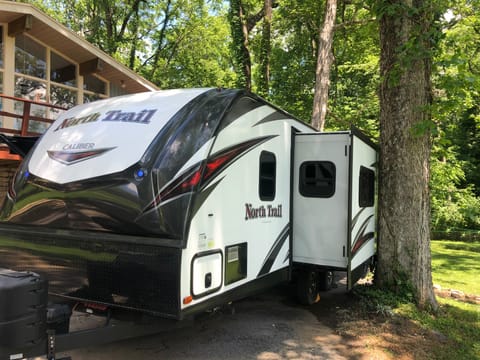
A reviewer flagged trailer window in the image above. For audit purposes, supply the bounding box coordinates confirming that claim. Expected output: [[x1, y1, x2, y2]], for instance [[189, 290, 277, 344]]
[[359, 166, 375, 207], [259, 151, 276, 201], [299, 161, 335, 198]]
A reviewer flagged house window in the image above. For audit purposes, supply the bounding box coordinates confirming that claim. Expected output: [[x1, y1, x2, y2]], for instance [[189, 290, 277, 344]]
[[14, 34, 49, 130], [259, 151, 276, 201], [299, 161, 336, 198], [84, 73, 107, 93], [15, 34, 46, 79], [51, 51, 76, 87], [50, 84, 77, 109], [359, 166, 375, 207]]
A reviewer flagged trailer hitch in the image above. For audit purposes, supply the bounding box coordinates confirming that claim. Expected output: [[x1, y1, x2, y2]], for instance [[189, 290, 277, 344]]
[[46, 330, 71, 360]]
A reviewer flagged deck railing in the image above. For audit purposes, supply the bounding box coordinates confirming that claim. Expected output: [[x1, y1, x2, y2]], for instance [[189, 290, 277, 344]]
[[0, 94, 68, 136]]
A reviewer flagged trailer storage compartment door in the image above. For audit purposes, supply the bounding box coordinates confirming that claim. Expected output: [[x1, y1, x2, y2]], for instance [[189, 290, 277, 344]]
[[292, 132, 350, 269]]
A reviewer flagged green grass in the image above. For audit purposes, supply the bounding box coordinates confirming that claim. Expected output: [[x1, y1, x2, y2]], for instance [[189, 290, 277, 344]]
[[396, 298, 479, 360], [431, 240, 480, 294], [355, 240, 480, 359], [403, 240, 480, 359]]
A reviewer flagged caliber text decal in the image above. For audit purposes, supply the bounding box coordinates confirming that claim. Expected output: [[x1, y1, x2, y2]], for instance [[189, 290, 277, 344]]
[[53, 109, 157, 132], [62, 143, 95, 150], [245, 203, 283, 221]]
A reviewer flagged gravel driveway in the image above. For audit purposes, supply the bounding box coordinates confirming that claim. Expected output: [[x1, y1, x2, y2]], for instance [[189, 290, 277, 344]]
[[54, 275, 350, 360]]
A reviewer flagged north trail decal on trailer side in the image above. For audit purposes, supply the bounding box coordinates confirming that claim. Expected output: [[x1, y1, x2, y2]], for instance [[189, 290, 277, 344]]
[[244, 203, 283, 221], [53, 109, 157, 132]]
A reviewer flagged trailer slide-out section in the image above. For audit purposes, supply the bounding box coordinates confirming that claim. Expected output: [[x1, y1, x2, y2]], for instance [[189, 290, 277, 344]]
[[292, 130, 377, 301]]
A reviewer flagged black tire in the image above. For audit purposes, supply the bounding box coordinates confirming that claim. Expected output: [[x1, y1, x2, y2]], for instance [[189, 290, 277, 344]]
[[296, 269, 320, 305], [318, 270, 334, 291]]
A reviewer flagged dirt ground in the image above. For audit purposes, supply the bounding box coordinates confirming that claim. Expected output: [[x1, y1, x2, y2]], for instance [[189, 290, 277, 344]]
[[50, 275, 448, 360]]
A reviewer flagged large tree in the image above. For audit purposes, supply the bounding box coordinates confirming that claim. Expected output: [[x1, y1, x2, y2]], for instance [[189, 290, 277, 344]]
[[228, 0, 268, 91], [376, 0, 438, 309], [311, 0, 337, 131]]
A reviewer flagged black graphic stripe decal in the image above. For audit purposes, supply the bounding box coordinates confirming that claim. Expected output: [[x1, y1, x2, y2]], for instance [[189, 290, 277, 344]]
[[351, 207, 366, 231], [352, 232, 375, 256], [351, 215, 374, 256], [143, 136, 277, 213], [253, 111, 288, 127], [257, 224, 289, 277]]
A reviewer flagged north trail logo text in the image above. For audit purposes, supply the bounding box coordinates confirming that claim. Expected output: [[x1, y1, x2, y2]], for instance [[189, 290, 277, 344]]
[[54, 109, 157, 132], [245, 203, 283, 221]]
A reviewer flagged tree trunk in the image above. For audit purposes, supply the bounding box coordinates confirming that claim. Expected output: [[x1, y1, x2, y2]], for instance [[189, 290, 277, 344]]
[[240, 4, 252, 91], [229, 0, 252, 91], [376, 0, 438, 310], [258, 0, 272, 97], [311, 0, 337, 131]]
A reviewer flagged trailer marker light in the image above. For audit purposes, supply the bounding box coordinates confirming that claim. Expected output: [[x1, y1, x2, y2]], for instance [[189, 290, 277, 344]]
[[24, 171, 29, 179], [183, 295, 193, 305], [135, 168, 147, 180]]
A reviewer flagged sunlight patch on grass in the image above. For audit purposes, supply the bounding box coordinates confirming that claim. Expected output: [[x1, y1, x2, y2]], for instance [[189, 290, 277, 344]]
[[431, 240, 480, 295], [396, 299, 480, 360]]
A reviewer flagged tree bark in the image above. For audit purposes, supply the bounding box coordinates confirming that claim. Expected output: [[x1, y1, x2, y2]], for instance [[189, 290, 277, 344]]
[[258, 0, 272, 97], [376, 0, 438, 310], [311, 0, 337, 131], [229, 0, 253, 90]]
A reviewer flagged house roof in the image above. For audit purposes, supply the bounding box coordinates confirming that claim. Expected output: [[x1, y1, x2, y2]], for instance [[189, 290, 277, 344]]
[[0, 0, 159, 93]]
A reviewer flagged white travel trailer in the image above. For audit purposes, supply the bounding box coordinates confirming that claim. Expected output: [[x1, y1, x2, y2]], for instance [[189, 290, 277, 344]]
[[0, 88, 377, 320]]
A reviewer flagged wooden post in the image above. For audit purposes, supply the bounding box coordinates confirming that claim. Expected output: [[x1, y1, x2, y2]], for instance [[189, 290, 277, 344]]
[[21, 102, 31, 136]]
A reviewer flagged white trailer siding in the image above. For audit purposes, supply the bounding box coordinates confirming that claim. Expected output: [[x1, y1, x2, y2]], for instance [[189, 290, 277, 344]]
[[180, 104, 312, 310]]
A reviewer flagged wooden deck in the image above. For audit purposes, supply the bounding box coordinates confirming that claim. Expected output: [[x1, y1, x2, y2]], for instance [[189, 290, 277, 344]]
[[0, 94, 67, 204]]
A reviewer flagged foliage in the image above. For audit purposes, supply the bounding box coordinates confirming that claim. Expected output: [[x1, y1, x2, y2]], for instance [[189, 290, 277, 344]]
[[329, 2, 379, 137], [431, 140, 480, 230], [430, 1, 480, 231], [266, 0, 321, 121], [21, 0, 236, 88], [353, 284, 415, 315]]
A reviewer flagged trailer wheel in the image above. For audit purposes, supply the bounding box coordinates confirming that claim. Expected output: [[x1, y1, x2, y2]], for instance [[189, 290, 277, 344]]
[[318, 270, 334, 291], [296, 270, 320, 305]]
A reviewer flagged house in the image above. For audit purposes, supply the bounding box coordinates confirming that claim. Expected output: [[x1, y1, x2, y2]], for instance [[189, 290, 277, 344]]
[[0, 0, 158, 204]]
